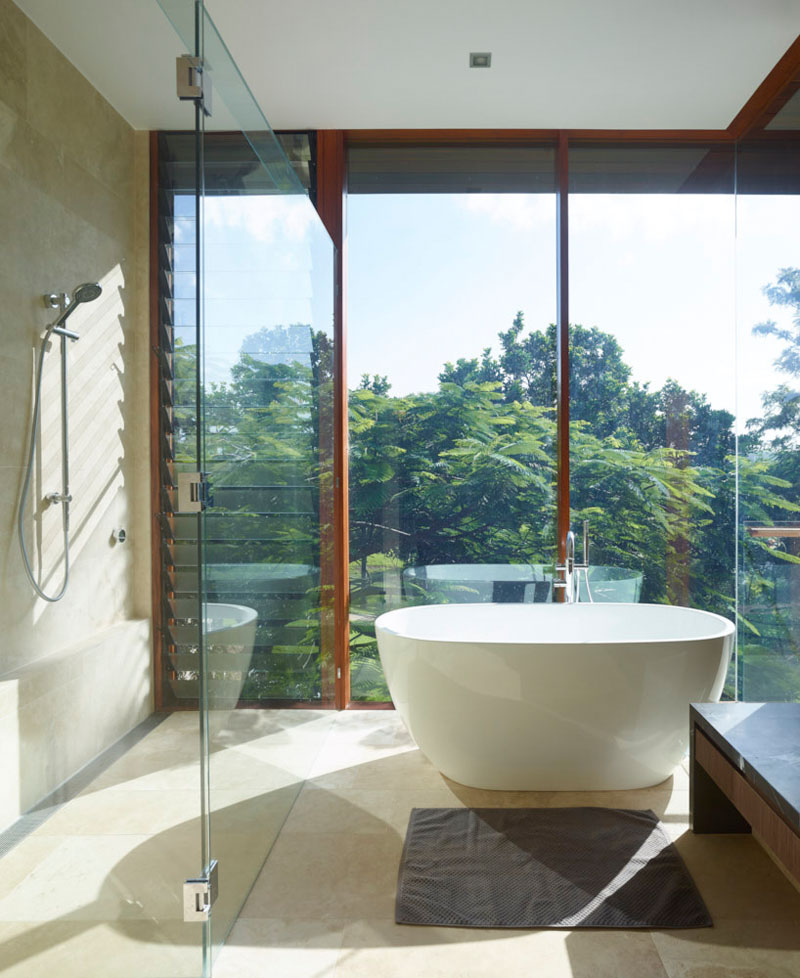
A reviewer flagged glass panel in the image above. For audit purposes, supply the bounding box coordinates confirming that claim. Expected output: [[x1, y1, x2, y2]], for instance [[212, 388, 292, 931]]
[[347, 144, 557, 701], [159, 2, 335, 972], [158, 1, 303, 195], [736, 136, 800, 702], [200, 169, 334, 967], [568, 143, 737, 690]]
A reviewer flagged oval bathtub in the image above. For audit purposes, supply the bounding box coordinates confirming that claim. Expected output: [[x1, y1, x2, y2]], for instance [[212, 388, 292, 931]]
[[375, 603, 734, 791]]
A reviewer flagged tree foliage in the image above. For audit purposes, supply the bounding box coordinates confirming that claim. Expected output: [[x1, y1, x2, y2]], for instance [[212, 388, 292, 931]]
[[173, 274, 800, 704]]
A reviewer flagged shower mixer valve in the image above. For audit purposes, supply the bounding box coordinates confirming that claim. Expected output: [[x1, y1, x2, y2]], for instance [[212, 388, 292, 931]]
[[45, 492, 72, 505]]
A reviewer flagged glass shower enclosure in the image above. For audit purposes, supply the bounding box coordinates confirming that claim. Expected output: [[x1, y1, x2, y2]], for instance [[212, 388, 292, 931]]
[[158, 1, 334, 972]]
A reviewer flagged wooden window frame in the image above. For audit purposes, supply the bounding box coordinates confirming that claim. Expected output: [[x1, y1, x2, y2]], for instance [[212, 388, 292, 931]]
[[151, 36, 800, 710]]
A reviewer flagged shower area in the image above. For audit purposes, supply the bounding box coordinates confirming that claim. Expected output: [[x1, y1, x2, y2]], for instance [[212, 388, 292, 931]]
[[0, 1, 336, 975]]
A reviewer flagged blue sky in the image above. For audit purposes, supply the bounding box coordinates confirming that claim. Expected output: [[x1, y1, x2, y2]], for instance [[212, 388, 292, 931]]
[[348, 192, 800, 425], [182, 189, 800, 427]]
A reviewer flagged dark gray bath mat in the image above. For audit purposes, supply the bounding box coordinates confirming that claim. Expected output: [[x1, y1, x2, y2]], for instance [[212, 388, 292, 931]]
[[396, 807, 711, 929]]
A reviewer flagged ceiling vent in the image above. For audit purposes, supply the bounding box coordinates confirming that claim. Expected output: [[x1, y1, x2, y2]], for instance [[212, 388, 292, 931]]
[[469, 52, 492, 68]]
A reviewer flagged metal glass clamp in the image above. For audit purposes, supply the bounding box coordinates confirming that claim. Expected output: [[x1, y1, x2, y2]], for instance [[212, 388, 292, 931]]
[[177, 471, 209, 513], [183, 860, 218, 922], [176, 54, 213, 116]]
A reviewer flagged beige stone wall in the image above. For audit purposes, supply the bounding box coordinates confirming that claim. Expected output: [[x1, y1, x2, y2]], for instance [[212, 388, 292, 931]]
[[0, 0, 152, 828]]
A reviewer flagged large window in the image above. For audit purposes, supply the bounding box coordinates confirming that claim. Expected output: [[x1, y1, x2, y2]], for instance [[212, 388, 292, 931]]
[[346, 137, 800, 706], [347, 144, 557, 700], [156, 132, 335, 708], [735, 137, 800, 702], [155, 133, 800, 708], [568, 144, 736, 692]]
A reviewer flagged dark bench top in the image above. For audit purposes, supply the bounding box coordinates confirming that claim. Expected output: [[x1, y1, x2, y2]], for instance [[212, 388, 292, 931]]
[[691, 702, 800, 833]]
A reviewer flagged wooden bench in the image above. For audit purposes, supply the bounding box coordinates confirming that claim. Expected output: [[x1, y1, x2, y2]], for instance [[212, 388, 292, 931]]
[[690, 702, 800, 887]]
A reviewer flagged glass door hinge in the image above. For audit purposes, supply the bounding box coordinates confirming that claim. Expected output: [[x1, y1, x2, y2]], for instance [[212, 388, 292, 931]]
[[176, 55, 213, 116], [184, 859, 218, 922], [177, 472, 210, 512]]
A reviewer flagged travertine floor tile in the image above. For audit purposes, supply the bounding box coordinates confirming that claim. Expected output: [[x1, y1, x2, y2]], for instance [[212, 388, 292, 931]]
[[0, 835, 63, 902], [2, 711, 799, 978], [0, 920, 200, 978], [309, 744, 443, 790], [673, 832, 800, 921], [209, 709, 336, 755], [281, 784, 462, 836], [309, 737, 418, 775], [214, 917, 344, 978], [652, 917, 800, 978], [217, 739, 330, 782], [83, 750, 203, 793], [241, 832, 402, 920], [0, 831, 194, 922], [333, 920, 669, 978], [329, 711, 411, 742], [36, 787, 201, 836]]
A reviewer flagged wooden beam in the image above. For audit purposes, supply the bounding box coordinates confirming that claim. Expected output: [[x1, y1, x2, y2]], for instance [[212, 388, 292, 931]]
[[315, 131, 350, 710], [728, 34, 800, 139], [566, 129, 730, 142], [346, 129, 558, 145], [346, 129, 734, 145]]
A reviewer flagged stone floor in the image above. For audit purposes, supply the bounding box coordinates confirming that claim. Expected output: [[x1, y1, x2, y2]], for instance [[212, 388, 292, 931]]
[[1, 709, 800, 977], [216, 710, 800, 978]]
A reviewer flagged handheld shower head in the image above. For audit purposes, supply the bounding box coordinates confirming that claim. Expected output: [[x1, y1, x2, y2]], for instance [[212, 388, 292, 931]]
[[73, 282, 102, 304], [51, 282, 102, 334]]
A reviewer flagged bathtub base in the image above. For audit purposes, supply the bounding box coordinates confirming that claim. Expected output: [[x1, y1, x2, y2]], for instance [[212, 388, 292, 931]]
[[432, 750, 680, 793], [402, 705, 686, 792], [376, 603, 734, 793]]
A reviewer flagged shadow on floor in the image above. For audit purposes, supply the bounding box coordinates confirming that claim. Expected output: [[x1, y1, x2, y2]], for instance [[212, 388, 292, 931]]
[[1, 743, 799, 976]]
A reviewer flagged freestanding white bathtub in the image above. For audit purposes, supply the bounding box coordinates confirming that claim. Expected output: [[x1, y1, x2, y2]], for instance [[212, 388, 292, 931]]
[[375, 603, 734, 790]]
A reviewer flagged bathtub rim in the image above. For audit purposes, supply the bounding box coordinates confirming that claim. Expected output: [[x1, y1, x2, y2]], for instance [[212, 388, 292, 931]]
[[374, 601, 736, 647]]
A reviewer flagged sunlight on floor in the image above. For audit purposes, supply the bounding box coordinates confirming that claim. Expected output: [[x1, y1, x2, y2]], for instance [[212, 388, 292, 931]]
[[0, 711, 799, 977]]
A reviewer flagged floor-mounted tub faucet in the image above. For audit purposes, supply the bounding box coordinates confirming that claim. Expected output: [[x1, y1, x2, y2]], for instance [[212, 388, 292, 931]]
[[554, 530, 576, 602], [554, 522, 591, 603]]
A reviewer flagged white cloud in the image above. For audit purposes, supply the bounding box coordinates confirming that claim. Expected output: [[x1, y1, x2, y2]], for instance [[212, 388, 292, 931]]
[[203, 194, 317, 244], [460, 194, 555, 231], [570, 194, 734, 244]]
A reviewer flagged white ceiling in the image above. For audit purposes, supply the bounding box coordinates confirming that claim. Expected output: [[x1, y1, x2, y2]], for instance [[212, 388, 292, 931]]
[[14, 0, 800, 132]]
